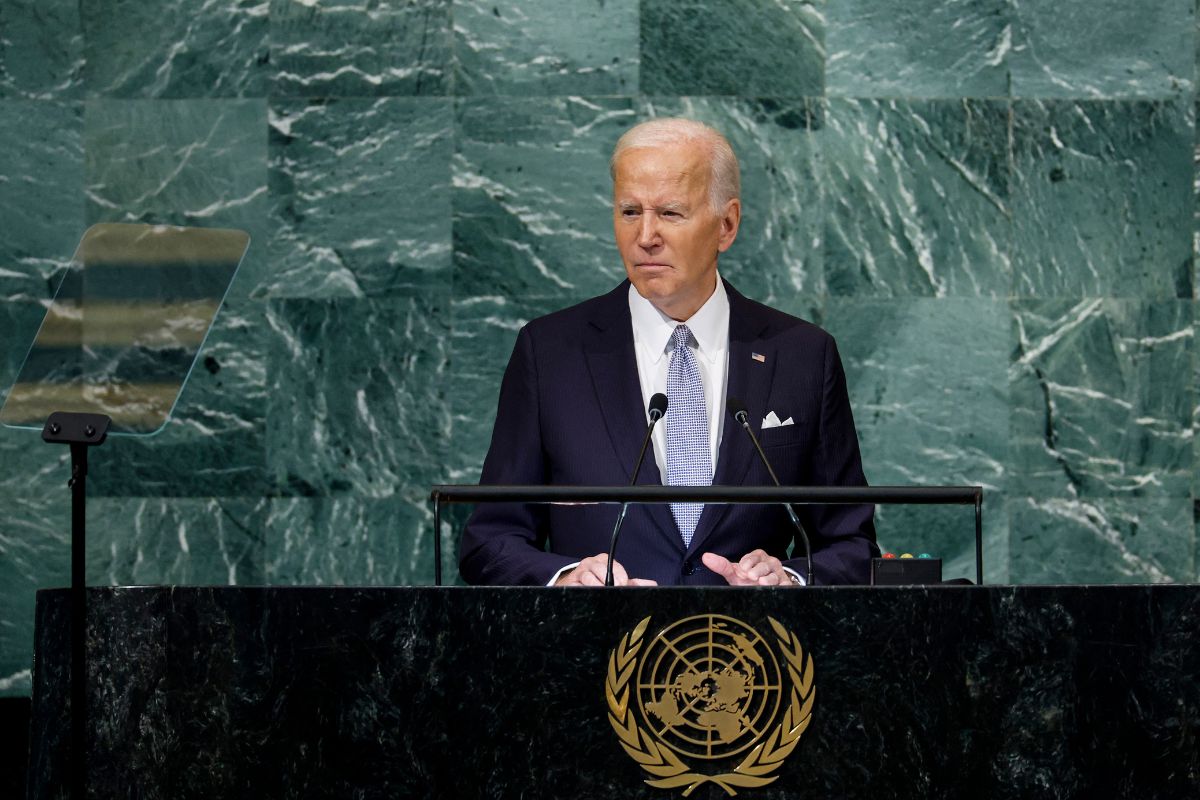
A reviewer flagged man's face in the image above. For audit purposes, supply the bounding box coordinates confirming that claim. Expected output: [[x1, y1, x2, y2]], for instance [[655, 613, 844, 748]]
[[612, 142, 740, 321]]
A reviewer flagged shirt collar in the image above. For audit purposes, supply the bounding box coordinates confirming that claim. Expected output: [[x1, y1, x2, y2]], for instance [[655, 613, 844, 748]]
[[627, 274, 729, 365]]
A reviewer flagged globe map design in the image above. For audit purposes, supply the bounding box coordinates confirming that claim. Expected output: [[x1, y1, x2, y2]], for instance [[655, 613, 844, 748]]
[[636, 614, 783, 760]]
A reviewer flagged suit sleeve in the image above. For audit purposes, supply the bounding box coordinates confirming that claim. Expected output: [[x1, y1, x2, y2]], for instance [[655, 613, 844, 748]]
[[784, 333, 879, 585], [458, 325, 577, 585]]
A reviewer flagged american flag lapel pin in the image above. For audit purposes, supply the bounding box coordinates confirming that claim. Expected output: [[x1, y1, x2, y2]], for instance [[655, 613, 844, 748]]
[[751, 352, 766, 363]]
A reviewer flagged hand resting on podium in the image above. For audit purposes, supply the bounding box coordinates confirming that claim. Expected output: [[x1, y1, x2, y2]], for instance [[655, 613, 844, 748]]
[[701, 550, 800, 586], [553, 550, 799, 586], [554, 554, 658, 586]]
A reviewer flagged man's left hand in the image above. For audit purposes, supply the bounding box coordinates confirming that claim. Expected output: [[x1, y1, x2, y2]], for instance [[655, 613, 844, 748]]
[[701, 550, 796, 587]]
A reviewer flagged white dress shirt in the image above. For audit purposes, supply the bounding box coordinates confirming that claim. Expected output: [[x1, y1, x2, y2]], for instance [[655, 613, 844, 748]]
[[628, 277, 729, 475]]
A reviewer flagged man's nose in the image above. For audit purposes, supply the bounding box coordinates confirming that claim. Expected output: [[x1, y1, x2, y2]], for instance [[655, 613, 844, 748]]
[[637, 213, 660, 248]]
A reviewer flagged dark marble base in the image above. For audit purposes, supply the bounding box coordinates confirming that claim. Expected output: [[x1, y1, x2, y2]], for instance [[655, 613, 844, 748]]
[[2, 697, 31, 799], [28, 586, 1200, 799]]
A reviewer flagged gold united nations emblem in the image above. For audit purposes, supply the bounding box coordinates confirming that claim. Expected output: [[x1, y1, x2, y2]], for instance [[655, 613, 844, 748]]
[[605, 614, 815, 797]]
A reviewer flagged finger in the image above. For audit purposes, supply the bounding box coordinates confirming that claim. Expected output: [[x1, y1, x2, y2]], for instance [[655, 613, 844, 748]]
[[609, 559, 630, 586], [575, 564, 605, 586], [738, 549, 770, 570], [756, 572, 782, 586], [743, 560, 775, 579], [628, 578, 658, 586], [701, 552, 736, 579], [561, 555, 607, 586], [702, 552, 754, 586]]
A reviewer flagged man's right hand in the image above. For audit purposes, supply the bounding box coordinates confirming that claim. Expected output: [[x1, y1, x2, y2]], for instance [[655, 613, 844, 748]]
[[555, 554, 658, 586]]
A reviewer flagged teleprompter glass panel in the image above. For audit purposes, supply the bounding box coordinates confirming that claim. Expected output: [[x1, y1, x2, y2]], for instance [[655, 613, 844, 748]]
[[0, 223, 249, 436]]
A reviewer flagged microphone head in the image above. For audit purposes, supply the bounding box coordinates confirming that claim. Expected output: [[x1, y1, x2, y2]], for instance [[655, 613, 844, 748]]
[[648, 392, 668, 421], [726, 396, 749, 424]]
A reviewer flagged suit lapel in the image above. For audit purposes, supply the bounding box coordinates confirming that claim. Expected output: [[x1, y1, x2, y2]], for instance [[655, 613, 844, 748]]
[[583, 283, 681, 549], [686, 283, 776, 557]]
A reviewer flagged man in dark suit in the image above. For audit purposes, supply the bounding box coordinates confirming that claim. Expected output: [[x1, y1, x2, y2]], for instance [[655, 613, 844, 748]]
[[459, 118, 877, 587]]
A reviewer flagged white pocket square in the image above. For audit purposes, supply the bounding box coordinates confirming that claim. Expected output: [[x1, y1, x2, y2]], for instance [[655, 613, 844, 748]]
[[761, 411, 794, 429]]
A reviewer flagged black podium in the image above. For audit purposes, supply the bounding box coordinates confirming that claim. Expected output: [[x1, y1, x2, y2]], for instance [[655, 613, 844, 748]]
[[26, 585, 1200, 799]]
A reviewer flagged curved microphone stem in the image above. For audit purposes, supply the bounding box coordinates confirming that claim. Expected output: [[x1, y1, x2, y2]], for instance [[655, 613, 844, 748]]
[[734, 410, 815, 587], [605, 409, 662, 586]]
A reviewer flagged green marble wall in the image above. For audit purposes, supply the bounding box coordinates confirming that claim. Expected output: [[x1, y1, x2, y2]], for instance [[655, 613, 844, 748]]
[[0, 0, 1196, 694]]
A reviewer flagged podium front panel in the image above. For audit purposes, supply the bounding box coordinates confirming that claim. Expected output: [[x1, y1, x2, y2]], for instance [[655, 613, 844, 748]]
[[28, 586, 1200, 799]]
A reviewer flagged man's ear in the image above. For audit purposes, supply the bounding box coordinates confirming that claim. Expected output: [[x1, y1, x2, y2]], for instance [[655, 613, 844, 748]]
[[717, 198, 741, 253]]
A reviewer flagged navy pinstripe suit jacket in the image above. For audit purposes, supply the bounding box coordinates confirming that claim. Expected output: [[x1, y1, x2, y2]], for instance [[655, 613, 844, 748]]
[[458, 279, 878, 586]]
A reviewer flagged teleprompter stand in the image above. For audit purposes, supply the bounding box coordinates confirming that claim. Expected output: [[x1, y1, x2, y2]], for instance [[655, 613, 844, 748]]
[[1, 223, 250, 797], [42, 411, 111, 800]]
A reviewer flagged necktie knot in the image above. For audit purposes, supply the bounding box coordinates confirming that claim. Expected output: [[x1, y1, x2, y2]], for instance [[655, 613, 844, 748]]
[[670, 324, 695, 353]]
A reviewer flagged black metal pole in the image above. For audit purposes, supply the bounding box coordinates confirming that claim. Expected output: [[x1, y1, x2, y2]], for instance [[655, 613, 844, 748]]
[[432, 492, 442, 587], [974, 492, 984, 586], [70, 442, 87, 800], [43, 411, 109, 800]]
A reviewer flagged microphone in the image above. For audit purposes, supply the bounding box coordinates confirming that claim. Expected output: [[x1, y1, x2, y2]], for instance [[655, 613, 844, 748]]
[[726, 397, 814, 587], [605, 393, 668, 586]]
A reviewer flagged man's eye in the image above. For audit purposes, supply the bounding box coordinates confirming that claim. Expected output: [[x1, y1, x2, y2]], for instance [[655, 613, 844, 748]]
[[622, 209, 640, 218]]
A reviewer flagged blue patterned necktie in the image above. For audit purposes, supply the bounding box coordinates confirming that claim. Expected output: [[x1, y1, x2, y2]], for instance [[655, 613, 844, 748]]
[[665, 324, 712, 546]]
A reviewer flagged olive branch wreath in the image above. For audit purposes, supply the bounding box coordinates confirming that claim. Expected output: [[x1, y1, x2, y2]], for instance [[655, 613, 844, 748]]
[[605, 616, 815, 797]]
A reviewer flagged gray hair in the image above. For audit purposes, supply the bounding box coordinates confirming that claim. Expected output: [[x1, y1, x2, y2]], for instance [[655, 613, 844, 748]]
[[610, 118, 740, 214]]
